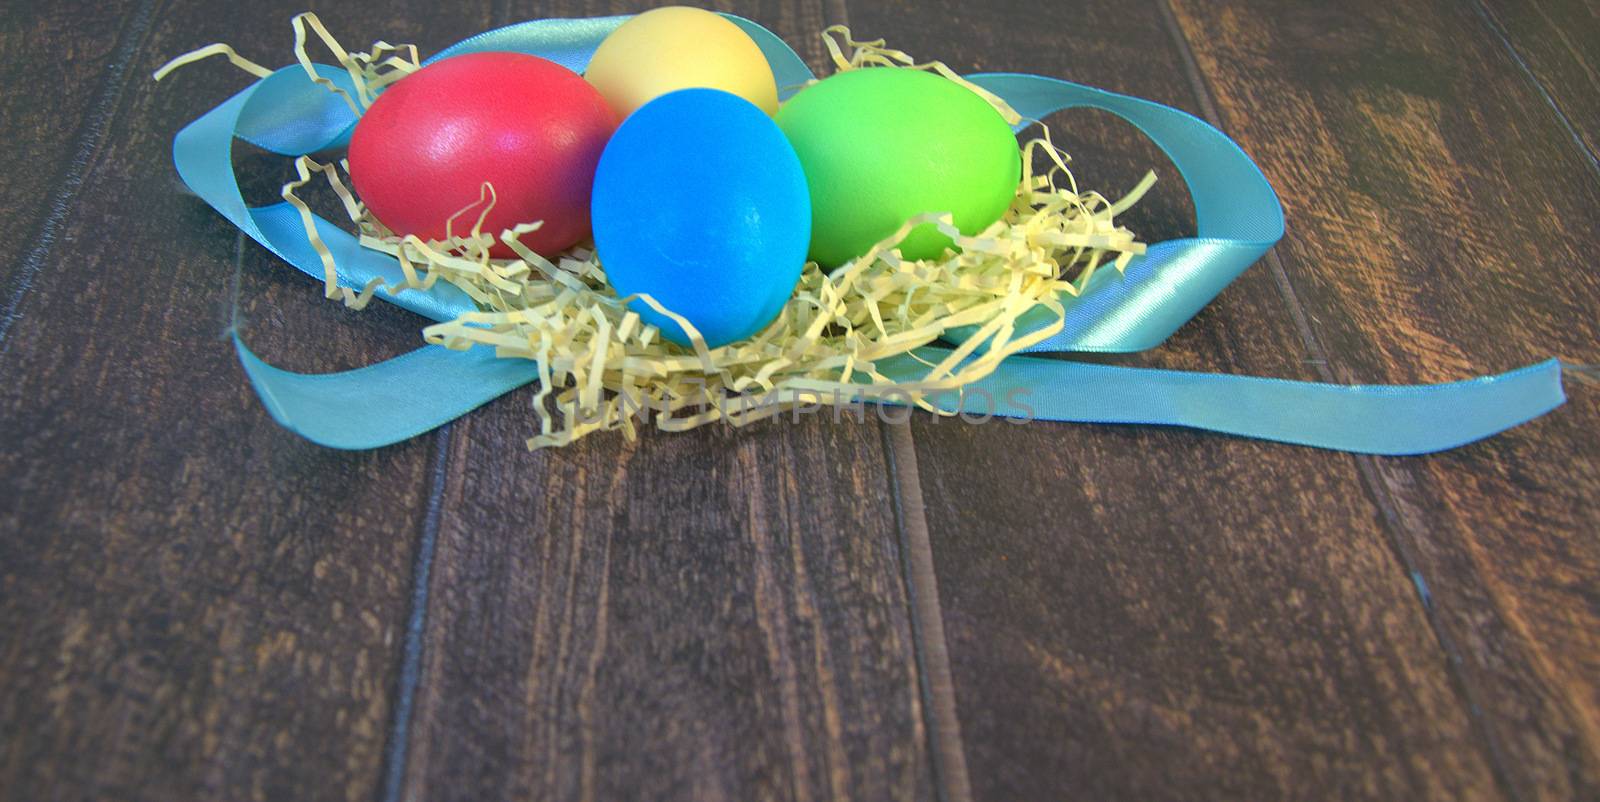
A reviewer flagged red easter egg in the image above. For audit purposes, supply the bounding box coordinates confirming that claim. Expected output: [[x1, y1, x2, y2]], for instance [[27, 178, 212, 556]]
[[348, 52, 616, 257]]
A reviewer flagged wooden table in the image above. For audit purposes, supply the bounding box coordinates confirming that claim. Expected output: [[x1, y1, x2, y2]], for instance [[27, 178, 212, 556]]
[[2, 1, 1596, 799]]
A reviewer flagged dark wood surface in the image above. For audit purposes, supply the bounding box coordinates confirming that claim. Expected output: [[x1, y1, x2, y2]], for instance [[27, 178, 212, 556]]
[[1170, 3, 1600, 800], [1479, 0, 1600, 164], [0, 1, 1594, 801]]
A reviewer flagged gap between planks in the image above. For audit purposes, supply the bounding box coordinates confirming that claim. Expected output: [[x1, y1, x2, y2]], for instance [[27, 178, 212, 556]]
[[824, 0, 969, 797], [376, 3, 521, 796], [882, 422, 975, 802], [1468, 0, 1600, 180], [380, 422, 454, 802], [1151, 0, 1525, 796], [0, 0, 160, 361]]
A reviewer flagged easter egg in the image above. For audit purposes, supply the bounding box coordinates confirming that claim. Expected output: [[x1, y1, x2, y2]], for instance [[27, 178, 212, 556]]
[[348, 52, 616, 257], [584, 6, 779, 119], [776, 67, 1021, 267], [591, 89, 810, 348]]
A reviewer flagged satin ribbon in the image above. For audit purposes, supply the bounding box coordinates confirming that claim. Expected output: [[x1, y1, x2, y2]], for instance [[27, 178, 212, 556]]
[[170, 15, 1565, 453]]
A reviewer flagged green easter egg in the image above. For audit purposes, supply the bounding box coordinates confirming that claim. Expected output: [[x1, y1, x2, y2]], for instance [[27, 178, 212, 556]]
[[776, 67, 1021, 267]]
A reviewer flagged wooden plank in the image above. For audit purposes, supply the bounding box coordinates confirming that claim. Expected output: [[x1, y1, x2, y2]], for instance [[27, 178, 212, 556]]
[[846, 0, 1514, 799], [1478, 0, 1600, 168], [0, 3, 493, 801], [401, 415, 929, 802], [0, 1, 153, 325], [395, 2, 934, 800], [1167, 0, 1600, 800]]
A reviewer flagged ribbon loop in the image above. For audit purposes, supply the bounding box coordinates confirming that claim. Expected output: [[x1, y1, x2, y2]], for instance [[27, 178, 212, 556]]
[[967, 73, 1284, 353]]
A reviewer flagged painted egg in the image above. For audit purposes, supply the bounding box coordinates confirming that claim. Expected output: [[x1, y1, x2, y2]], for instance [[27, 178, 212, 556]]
[[776, 67, 1021, 267], [348, 52, 617, 257], [591, 89, 810, 348], [584, 6, 779, 119]]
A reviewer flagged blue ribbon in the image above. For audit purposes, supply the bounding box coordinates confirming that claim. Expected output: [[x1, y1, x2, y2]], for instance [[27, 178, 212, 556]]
[[169, 15, 1565, 453]]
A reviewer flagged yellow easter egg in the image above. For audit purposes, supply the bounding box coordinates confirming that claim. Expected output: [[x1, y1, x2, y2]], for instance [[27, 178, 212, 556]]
[[584, 6, 779, 118]]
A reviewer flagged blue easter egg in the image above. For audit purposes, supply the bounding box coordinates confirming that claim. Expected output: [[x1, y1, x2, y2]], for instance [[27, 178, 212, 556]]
[[591, 88, 811, 348]]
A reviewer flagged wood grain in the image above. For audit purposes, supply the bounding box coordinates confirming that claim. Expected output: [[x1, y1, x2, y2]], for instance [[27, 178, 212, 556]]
[[401, 410, 928, 802], [1168, 0, 1600, 799], [847, 0, 1519, 799], [0, 2, 491, 800], [1479, 0, 1600, 167], [395, 3, 932, 802]]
